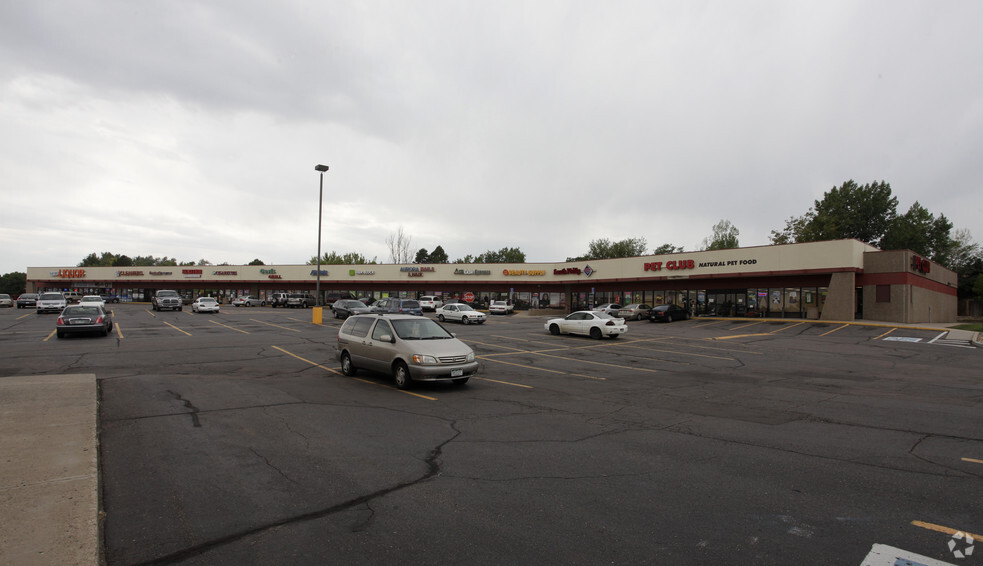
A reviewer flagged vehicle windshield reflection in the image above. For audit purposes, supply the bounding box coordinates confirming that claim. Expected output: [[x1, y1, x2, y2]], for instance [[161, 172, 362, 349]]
[[392, 319, 452, 340]]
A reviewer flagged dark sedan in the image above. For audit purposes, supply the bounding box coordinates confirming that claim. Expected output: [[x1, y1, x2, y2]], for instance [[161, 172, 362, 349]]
[[647, 304, 689, 323], [16, 293, 38, 308], [332, 299, 372, 319], [56, 305, 114, 338]]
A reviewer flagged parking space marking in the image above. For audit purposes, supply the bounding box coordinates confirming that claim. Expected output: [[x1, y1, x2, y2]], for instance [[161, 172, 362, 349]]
[[145, 310, 156, 317], [271, 345, 437, 401], [162, 321, 192, 336], [115, 324, 124, 339], [250, 319, 302, 332], [769, 321, 807, 333], [616, 342, 733, 361], [820, 324, 849, 336], [873, 327, 896, 340], [479, 355, 604, 380], [473, 375, 535, 388], [714, 333, 772, 340], [728, 320, 765, 331], [655, 336, 764, 355], [43, 329, 56, 342], [927, 331, 947, 344], [529, 350, 660, 373], [16, 312, 33, 320], [910, 520, 982, 541], [693, 320, 727, 328], [271, 345, 339, 374], [962, 457, 983, 465], [209, 319, 249, 334]]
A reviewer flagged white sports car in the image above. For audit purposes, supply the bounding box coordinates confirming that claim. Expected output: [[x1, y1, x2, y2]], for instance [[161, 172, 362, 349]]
[[436, 303, 486, 325], [545, 311, 627, 339]]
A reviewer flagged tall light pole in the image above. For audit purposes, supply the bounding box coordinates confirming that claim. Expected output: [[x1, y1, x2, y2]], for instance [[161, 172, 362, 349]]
[[314, 164, 329, 305]]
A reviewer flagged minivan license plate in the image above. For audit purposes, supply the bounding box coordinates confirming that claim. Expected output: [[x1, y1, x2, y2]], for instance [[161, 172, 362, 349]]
[[451, 369, 463, 377]]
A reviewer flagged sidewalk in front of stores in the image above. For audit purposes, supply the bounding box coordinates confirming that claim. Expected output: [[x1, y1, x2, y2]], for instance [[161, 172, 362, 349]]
[[0, 321, 978, 566]]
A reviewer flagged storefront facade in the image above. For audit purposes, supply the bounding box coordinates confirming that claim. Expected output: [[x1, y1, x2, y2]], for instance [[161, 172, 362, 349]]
[[26, 239, 957, 323]]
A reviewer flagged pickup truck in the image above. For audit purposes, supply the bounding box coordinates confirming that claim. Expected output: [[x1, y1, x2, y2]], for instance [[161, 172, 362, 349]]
[[152, 290, 183, 311]]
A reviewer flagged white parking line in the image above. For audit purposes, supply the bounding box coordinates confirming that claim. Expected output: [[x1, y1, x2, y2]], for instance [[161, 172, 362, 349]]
[[860, 543, 953, 566]]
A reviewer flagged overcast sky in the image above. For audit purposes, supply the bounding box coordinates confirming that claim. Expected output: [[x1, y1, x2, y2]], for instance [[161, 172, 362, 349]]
[[2, 1, 981, 275]]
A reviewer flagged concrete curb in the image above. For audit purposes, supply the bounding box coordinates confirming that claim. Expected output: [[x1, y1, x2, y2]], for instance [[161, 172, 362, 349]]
[[0, 374, 100, 566]]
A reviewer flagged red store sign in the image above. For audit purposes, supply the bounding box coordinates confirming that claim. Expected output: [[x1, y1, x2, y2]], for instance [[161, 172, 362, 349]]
[[643, 260, 695, 272]]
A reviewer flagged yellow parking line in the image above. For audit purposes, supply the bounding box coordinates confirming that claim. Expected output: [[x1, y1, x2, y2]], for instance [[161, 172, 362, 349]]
[[145, 310, 156, 317], [474, 376, 535, 388], [532, 351, 659, 373], [910, 520, 982, 541], [962, 457, 983, 465], [163, 321, 191, 336], [714, 333, 772, 340], [251, 319, 302, 332], [820, 324, 849, 336], [210, 319, 249, 334], [729, 321, 764, 331], [115, 324, 124, 339], [17, 312, 34, 320], [272, 345, 339, 373], [271, 345, 436, 400], [650, 336, 764, 355], [617, 343, 733, 361], [874, 328, 896, 340], [770, 321, 807, 333], [43, 329, 56, 342]]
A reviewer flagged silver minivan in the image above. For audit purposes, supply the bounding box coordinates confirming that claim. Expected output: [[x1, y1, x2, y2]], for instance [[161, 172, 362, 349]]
[[337, 314, 478, 389]]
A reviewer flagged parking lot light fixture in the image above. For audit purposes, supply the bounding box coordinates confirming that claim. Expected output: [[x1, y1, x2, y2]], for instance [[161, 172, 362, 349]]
[[314, 164, 329, 306]]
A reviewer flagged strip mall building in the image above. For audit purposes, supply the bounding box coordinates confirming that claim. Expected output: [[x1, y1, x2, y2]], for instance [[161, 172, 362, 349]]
[[26, 239, 957, 323]]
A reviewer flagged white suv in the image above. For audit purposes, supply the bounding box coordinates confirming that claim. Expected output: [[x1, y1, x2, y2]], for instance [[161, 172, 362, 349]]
[[36, 292, 67, 314], [418, 295, 443, 312]]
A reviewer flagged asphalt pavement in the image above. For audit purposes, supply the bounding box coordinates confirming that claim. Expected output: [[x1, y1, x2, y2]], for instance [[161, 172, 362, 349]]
[[0, 314, 978, 565]]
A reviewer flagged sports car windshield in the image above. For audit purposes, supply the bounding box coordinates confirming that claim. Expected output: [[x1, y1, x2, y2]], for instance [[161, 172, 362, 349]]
[[392, 319, 452, 340]]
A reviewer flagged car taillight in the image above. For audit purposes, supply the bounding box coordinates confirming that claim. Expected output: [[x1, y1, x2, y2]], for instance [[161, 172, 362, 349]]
[[606, 320, 615, 326], [95, 316, 103, 324], [57, 317, 65, 325]]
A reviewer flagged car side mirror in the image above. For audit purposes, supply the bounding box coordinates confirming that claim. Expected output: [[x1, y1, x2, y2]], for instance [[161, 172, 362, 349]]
[[379, 334, 395, 343]]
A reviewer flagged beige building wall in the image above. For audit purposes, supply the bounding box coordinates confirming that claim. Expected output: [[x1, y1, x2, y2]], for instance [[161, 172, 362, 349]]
[[861, 250, 957, 324]]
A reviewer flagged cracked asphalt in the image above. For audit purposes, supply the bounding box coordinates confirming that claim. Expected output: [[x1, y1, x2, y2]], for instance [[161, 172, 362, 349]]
[[1, 305, 980, 565]]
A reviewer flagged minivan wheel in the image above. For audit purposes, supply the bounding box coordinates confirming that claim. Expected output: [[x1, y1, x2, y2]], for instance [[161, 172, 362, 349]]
[[341, 352, 357, 376], [392, 362, 412, 389]]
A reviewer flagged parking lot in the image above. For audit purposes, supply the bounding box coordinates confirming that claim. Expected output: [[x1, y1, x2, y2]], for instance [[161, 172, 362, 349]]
[[1, 305, 981, 565]]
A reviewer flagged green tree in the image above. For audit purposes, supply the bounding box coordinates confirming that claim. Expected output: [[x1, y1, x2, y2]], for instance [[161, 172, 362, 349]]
[[770, 180, 898, 246], [0, 272, 26, 295], [974, 274, 983, 300], [879, 202, 955, 263], [653, 243, 684, 255], [78, 252, 118, 267], [429, 245, 449, 263], [414, 248, 430, 263], [473, 247, 526, 263], [113, 255, 133, 267], [701, 220, 740, 250], [308, 251, 375, 265], [568, 237, 648, 261], [248, 258, 265, 266]]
